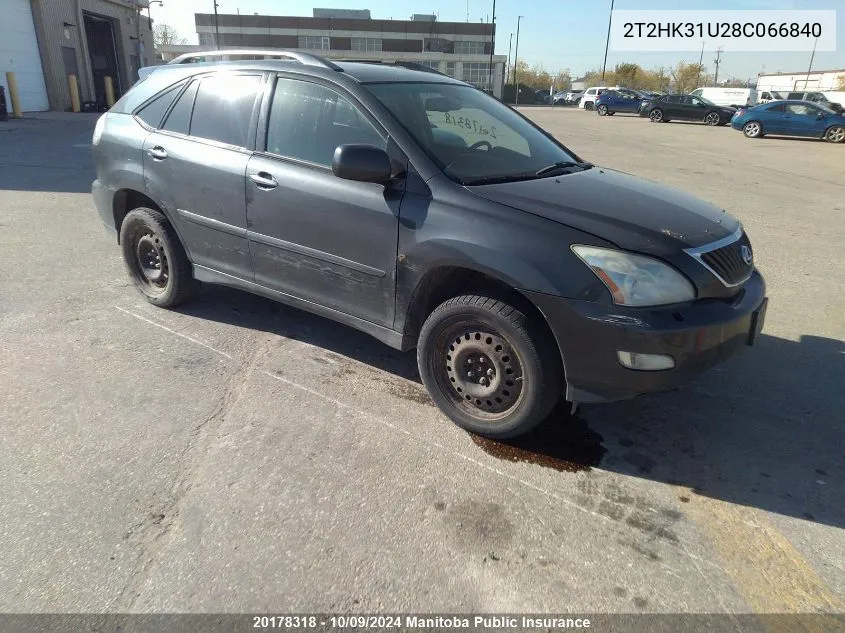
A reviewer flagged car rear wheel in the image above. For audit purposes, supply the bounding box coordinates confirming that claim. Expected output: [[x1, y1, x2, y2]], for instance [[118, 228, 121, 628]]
[[743, 121, 763, 138], [649, 108, 664, 122], [824, 125, 845, 143], [120, 207, 199, 307], [417, 295, 563, 439], [704, 112, 721, 126], [597, 104, 608, 116], [584, 101, 594, 111]]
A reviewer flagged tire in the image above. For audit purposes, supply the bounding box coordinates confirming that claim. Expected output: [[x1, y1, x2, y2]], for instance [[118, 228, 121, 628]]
[[119, 207, 199, 308], [649, 108, 664, 123], [824, 125, 845, 143], [743, 121, 763, 138], [597, 104, 608, 116], [704, 111, 721, 126], [417, 295, 563, 439], [584, 101, 594, 111]]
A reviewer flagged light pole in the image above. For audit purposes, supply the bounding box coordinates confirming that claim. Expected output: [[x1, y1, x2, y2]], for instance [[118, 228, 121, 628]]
[[213, 0, 221, 50], [601, 0, 614, 82], [147, 0, 163, 30], [697, 41, 704, 88], [487, 0, 496, 93], [506, 32, 513, 84], [513, 16, 523, 105], [804, 36, 818, 90]]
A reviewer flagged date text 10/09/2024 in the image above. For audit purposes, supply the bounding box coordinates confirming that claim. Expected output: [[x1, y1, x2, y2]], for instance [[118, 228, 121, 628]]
[[623, 22, 822, 39], [253, 615, 593, 629]]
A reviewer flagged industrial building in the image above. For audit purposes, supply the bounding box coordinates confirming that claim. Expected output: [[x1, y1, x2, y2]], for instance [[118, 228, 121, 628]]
[[1, 0, 153, 112], [757, 68, 845, 93], [158, 8, 507, 98]]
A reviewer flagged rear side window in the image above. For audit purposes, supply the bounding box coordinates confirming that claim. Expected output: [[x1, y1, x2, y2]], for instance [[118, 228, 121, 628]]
[[161, 80, 199, 135], [766, 102, 786, 113], [135, 82, 184, 128], [189, 74, 262, 148]]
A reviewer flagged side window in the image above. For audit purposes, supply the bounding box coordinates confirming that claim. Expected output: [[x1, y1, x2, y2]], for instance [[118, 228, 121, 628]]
[[265, 77, 384, 167], [786, 103, 816, 116], [189, 74, 262, 147], [766, 102, 786, 113], [161, 80, 199, 135], [135, 82, 184, 128]]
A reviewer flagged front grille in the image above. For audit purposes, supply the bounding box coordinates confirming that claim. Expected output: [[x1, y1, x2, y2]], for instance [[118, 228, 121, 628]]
[[696, 231, 754, 286]]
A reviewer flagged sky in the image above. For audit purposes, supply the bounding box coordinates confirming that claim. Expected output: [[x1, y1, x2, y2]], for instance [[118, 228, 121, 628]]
[[149, 0, 844, 80]]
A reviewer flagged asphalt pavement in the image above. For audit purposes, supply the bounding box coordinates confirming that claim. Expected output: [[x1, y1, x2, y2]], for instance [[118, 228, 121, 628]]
[[0, 110, 843, 625]]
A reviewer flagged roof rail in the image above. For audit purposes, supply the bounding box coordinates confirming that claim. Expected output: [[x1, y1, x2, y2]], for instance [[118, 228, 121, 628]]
[[336, 59, 448, 77], [166, 49, 343, 71]]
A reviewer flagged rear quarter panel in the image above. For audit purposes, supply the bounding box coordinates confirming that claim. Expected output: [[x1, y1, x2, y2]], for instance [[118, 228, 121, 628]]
[[92, 113, 149, 228]]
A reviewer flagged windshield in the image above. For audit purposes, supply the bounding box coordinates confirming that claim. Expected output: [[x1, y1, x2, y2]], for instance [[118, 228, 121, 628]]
[[366, 83, 579, 185]]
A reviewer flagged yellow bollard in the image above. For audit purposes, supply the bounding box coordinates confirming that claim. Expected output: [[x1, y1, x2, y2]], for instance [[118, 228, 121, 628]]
[[5, 72, 22, 118], [68, 74, 80, 113], [104, 76, 115, 107]]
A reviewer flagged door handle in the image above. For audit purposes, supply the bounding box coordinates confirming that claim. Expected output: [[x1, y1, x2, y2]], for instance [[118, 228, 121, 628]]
[[250, 172, 278, 189], [147, 146, 168, 160]]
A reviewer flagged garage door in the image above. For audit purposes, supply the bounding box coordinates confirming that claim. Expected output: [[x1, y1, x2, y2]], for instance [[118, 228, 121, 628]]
[[0, 0, 49, 112]]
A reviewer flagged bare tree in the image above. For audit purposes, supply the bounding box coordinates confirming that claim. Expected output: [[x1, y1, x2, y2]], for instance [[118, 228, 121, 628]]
[[154, 24, 187, 48]]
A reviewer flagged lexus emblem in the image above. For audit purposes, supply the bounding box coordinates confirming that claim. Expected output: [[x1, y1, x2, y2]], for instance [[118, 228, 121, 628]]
[[741, 245, 753, 265]]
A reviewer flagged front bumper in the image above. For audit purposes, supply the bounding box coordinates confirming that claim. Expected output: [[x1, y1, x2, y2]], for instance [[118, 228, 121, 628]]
[[522, 270, 767, 403]]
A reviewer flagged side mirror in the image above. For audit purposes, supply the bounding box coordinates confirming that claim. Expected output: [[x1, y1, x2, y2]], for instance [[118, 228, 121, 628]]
[[332, 144, 393, 185], [817, 112, 826, 119]]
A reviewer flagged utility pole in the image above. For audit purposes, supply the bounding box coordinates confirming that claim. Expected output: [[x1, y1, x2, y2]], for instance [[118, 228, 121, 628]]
[[506, 32, 513, 84], [713, 46, 723, 85], [601, 0, 615, 82], [213, 0, 221, 50], [697, 41, 705, 88], [488, 0, 496, 93], [514, 16, 523, 105], [804, 36, 818, 90]]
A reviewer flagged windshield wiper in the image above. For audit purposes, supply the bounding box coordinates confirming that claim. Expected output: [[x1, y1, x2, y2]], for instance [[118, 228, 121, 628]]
[[535, 161, 593, 177]]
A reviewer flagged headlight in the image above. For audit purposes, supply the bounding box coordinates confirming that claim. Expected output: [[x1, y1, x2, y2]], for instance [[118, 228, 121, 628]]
[[571, 245, 696, 306]]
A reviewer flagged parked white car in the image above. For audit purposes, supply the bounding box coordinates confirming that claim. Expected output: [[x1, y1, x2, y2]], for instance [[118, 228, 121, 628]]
[[579, 86, 612, 110], [690, 87, 757, 108], [758, 90, 784, 103]]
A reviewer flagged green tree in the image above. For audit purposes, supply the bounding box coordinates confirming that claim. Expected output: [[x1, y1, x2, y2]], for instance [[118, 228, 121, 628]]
[[671, 62, 704, 93], [614, 62, 641, 88]]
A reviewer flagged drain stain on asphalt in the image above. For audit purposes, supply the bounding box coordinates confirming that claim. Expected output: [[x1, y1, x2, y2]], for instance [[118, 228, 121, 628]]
[[470, 407, 607, 472]]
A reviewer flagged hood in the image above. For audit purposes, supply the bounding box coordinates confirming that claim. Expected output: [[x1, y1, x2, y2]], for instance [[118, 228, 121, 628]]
[[468, 168, 738, 255]]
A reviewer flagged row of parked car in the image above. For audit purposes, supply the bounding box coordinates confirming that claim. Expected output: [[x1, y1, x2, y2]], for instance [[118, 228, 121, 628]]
[[575, 86, 845, 143]]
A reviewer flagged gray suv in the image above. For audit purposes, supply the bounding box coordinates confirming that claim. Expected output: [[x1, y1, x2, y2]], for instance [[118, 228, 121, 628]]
[[92, 51, 767, 438]]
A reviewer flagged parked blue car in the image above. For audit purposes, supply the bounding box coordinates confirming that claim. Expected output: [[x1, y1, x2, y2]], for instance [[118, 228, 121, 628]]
[[595, 89, 648, 116], [730, 100, 845, 143]]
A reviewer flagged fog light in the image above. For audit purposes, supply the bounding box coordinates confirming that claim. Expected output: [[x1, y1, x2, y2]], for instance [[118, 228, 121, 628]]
[[617, 351, 675, 371]]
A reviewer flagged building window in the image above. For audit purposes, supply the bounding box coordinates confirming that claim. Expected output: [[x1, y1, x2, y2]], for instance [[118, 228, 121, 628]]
[[454, 40, 485, 55], [351, 37, 382, 52], [198, 33, 214, 46], [445, 62, 456, 77], [462, 62, 491, 89], [299, 35, 330, 50]]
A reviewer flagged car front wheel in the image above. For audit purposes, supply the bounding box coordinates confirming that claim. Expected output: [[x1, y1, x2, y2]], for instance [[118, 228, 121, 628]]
[[120, 207, 199, 307], [704, 112, 722, 126], [825, 125, 845, 143], [743, 121, 763, 138], [417, 295, 563, 439]]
